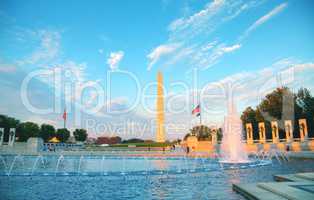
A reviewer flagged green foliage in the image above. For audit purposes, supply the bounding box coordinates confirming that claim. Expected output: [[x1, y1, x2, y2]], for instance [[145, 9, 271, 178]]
[[56, 128, 70, 142], [0, 115, 20, 142], [258, 87, 296, 120], [16, 122, 40, 142], [241, 87, 314, 139], [296, 88, 314, 117], [73, 129, 87, 142], [183, 133, 191, 141], [39, 124, 56, 142], [184, 125, 222, 141], [216, 128, 223, 141]]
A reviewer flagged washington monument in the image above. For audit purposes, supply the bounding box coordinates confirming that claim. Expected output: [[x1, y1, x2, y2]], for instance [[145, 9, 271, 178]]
[[156, 71, 165, 143]]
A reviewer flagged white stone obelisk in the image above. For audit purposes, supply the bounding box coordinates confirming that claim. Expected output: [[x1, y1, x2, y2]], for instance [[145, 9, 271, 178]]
[[156, 71, 165, 143]]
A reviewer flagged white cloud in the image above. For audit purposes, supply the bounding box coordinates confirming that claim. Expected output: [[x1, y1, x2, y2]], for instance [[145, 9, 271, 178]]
[[168, 0, 225, 34], [292, 63, 314, 72], [18, 30, 61, 66], [164, 59, 314, 130], [107, 51, 124, 70], [194, 43, 242, 69], [220, 44, 241, 53], [242, 3, 288, 39], [147, 43, 180, 70], [148, 0, 261, 70]]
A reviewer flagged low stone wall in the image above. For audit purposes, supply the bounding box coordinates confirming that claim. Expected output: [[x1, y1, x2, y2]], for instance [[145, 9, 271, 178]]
[[183, 138, 314, 153], [0, 142, 27, 154]]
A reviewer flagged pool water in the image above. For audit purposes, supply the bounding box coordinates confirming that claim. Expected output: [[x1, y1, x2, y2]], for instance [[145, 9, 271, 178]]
[[0, 155, 314, 200]]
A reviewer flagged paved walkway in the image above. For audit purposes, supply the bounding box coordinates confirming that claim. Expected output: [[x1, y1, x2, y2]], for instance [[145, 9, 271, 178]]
[[233, 172, 314, 200]]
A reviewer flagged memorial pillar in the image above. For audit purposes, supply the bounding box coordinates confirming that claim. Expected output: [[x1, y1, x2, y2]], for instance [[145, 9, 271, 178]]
[[271, 121, 279, 143], [258, 122, 266, 144], [245, 123, 253, 145], [298, 119, 308, 142], [284, 120, 293, 143], [0, 128, 4, 146], [8, 128, 16, 146]]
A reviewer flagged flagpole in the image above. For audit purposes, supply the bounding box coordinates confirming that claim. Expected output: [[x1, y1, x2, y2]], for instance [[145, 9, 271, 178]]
[[63, 108, 66, 129], [63, 73, 67, 130], [199, 92, 202, 125]]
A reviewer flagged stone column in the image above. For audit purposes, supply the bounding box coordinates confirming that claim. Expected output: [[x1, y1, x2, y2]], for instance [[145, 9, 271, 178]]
[[156, 71, 165, 143], [245, 123, 253, 144], [271, 121, 279, 143], [8, 128, 16, 146], [284, 120, 293, 143], [258, 122, 266, 144], [298, 119, 308, 142], [0, 128, 4, 146]]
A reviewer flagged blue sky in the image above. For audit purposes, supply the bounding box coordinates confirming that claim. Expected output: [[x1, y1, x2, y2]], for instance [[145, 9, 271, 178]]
[[0, 0, 314, 140]]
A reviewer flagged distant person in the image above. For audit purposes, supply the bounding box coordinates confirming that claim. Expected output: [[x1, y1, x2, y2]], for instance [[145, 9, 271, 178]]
[[286, 144, 290, 151], [186, 146, 190, 154], [172, 144, 175, 151], [162, 147, 165, 153]]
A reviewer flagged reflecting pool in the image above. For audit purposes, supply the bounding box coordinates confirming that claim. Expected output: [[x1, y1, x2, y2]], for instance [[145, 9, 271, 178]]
[[0, 155, 313, 200]]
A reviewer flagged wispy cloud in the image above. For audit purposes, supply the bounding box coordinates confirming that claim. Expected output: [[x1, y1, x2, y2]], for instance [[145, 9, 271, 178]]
[[193, 43, 242, 70], [221, 44, 241, 53], [165, 58, 314, 127], [168, 0, 225, 34], [147, 43, 180, 70], [107, 51, 124, 70], [18, 30, 61, 66], [241, 2, 288, 40], [147, 0, 261, 70]]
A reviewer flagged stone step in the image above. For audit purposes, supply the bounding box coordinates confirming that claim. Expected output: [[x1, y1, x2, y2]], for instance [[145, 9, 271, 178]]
[[232, 183, 287, 200], [274, 173, 314, 182], [295, 172, 314, 181], [257, 182, 314, 200]]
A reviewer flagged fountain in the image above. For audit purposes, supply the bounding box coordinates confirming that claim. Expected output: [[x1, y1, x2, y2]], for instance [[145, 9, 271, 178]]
[[55, 155, 64, 175], [78, 155, 84, 175], [31, 155, 45, 175], [0, 155, 7, 174], [220, 85, 249, 163], [8, 154, 24, 176]]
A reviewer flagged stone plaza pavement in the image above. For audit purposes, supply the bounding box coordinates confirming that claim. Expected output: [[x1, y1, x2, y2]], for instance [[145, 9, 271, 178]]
[[233, 172, 314, 200]]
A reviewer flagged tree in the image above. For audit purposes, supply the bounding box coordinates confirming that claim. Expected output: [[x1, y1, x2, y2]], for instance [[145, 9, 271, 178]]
[[16, 122, 40, 142], [258, 87, 296, 121], [296, 88, 314, 137], [56, 128, 70, 142], [192, 125, 212, 141], [240, 87, 314, 139], [183, 133, 191, 141], [0, 115, 20, 142], [296, 88, 314, 117], [39, 124, 55, 142], [73, 129, 87, 142], [183, 125, 222, 141], [241, 107, 262, 140], [216, 128, 223, 141]]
